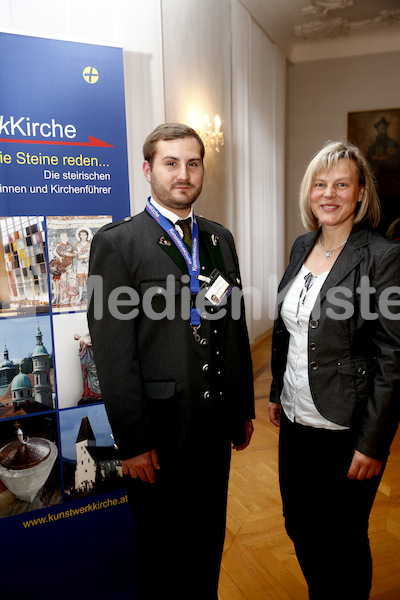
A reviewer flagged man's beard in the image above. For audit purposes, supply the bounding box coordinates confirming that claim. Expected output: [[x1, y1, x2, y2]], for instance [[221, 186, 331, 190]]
[[151, 175, 202, 212]]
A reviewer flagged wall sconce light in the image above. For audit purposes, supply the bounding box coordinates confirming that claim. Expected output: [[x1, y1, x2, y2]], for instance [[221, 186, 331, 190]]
[[197, 114, 224, 153]]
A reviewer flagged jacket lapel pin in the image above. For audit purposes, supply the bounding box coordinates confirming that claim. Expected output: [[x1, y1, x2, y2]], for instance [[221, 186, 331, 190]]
[[159, 236, 172, 247], [211, 234, 220, 247]]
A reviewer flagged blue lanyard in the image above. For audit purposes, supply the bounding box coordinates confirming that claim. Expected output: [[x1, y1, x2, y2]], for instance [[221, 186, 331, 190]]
[[145, 198, 201, 327]]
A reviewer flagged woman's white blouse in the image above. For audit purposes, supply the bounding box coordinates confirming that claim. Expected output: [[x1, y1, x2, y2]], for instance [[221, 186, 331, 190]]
[[280, 264, 348, 430]]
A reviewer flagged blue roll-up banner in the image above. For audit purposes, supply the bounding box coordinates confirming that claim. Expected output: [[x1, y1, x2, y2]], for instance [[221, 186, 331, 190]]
[[0, 32, 138, 599]]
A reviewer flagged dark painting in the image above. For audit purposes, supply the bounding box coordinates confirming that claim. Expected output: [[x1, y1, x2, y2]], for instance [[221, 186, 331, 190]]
[[348, 108, 400, 238]]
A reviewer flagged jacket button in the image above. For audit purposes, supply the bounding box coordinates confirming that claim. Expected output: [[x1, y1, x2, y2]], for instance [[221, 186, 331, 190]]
[[203, 391, 210, 399], [200, 338, 208, 346], [202, 363, 209, 372], [310, 361, 319, 370], [309, 319, 319, 329], [310, 342, 317, 351]]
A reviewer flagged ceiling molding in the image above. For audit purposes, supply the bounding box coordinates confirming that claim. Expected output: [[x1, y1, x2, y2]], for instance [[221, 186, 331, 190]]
[[239, 0, 400, 63], [295, 2, 400, 41]]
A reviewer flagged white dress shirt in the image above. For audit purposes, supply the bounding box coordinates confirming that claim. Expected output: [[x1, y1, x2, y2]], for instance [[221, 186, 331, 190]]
[[280, 264, 348, 430]]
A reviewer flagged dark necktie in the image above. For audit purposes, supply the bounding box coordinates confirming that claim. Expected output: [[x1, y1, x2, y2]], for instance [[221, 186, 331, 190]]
[[177, 218, 192, 248]]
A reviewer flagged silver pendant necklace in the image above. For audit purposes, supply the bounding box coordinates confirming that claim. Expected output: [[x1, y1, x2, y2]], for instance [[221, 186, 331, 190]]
[[318, 237, 347, 259]]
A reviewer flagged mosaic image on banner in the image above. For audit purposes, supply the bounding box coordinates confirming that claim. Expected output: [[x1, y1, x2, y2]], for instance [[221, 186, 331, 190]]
[[0, 31, 138, 600]]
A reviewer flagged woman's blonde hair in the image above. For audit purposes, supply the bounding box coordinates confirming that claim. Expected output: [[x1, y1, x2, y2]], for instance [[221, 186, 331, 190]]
[[299, 140, 380, 231]]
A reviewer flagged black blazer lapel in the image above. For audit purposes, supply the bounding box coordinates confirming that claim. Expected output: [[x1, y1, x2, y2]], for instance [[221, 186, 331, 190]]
[[198, 226, 226, 276], [157, 232, 189, 273], [144, 210, 189, 274], [153, 213, 227, 276], [318, 226, 371, 303], [278, 231, 318, 301]]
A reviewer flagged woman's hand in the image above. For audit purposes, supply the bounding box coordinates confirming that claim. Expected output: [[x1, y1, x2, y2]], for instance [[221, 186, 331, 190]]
[[268, 402, 282, 427], [347, 450, 383, 480]]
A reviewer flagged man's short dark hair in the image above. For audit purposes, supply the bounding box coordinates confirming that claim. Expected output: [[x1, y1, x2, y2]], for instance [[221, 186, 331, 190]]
[[143, 123, 205, 167]]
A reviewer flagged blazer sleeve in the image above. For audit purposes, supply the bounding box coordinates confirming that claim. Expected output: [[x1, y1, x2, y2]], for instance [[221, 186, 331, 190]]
[[87, 227, 153, 460], [355, 241, 400, 459]]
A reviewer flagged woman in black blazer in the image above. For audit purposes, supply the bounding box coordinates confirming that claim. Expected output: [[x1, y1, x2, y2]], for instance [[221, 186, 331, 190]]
[[269, 141, 400, 600]]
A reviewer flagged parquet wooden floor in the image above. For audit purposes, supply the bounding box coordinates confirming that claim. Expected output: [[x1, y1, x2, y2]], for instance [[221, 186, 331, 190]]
[[218, 330, 400, 600]]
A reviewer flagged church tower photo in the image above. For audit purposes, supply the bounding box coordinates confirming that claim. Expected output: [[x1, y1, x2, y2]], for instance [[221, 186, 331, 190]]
[[32, 323, 53, 408]]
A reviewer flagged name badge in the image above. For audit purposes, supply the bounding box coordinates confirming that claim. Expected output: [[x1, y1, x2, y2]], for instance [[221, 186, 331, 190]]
[[202, 268, 232, 308]]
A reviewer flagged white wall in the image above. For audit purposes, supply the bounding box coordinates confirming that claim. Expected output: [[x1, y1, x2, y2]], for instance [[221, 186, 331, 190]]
[[161, 0, 233, 228], [287, 50, 400, 257], [0, 0, 165, 214], [231, 0, 286, 340]]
